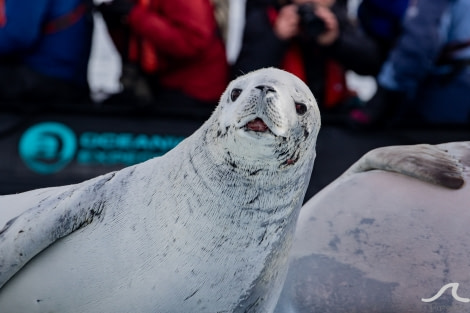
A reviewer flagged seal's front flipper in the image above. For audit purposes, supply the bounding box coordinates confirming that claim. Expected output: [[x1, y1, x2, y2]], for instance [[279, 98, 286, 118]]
[[0, 172, 115, 289], [341, 144, 465, 190]]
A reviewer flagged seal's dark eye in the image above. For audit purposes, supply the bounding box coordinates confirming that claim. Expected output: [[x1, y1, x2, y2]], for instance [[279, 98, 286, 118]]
[[295, 102, 307, 115], [231, 88, 242, 101]]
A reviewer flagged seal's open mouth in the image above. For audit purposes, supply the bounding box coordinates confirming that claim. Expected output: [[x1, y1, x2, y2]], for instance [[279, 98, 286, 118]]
[[245, 118, 269, 132]]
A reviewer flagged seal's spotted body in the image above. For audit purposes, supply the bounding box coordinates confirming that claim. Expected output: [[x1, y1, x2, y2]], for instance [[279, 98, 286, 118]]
[[0, 68, 320, 313], [274, 142, 467, 313]]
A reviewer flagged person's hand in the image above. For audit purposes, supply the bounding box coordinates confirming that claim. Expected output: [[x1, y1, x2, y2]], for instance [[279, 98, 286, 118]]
[[274, 5, 301, 40], [98, 0, 135, 24], [314, 5, 339, 46]]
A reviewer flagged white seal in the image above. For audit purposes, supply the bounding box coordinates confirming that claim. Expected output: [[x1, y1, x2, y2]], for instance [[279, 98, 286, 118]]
[[0, 68, 321, 313], [275, 142, 467, 313]]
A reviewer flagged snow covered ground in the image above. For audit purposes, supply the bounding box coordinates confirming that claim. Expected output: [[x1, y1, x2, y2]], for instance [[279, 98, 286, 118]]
[[87, 1, 375, 102]]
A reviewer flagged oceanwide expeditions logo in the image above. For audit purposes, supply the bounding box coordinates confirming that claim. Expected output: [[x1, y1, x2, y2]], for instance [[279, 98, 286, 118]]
[[19, 122, 185, 174], [422, 283, 470, 303], [417, 283, 470, 313]]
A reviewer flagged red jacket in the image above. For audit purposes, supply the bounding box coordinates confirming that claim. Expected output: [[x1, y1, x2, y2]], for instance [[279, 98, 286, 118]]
[[127, 0, 228, 103]]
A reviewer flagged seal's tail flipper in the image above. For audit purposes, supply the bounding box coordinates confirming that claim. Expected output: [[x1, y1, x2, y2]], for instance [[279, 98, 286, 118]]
[[341, 144, 465, 190]]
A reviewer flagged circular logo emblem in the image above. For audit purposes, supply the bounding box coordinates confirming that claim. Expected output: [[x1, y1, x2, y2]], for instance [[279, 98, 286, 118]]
[[19, 122, 77, 174]]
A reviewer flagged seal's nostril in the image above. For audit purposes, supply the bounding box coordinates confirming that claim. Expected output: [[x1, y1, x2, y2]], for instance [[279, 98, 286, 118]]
[[255, 85, 276, 93]]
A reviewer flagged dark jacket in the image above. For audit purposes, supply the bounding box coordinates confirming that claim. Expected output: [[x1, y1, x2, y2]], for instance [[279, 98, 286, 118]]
[[378, 0, 470, 123], [0, 0, 93, 86], [234, 0, 382, 108]]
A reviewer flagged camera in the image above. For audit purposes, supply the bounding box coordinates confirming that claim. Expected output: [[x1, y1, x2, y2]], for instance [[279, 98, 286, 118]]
[[297, 3, 327, 39]]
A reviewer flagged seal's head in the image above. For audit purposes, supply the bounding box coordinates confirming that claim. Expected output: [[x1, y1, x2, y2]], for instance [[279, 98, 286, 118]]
[[207, 68, 321, 171]]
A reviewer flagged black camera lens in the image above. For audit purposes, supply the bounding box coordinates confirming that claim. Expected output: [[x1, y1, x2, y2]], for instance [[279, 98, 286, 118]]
[[297, 3, 327, 39]]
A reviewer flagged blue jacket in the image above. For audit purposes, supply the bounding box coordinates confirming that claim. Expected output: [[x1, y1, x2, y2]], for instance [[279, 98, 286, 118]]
[[0, 0, 93, 86], [378, 0, 470, 123]]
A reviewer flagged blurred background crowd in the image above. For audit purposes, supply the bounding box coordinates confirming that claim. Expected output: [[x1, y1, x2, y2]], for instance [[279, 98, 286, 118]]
[[1, 0, 469, 127]]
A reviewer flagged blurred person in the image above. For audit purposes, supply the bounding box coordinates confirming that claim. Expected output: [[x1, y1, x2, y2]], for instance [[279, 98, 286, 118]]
[[233, 0, 382, 115], [98, 0, 229, 118], [350, 0, 470, 127], [0, 0, 93, 108], [356, 0, 410, 59]]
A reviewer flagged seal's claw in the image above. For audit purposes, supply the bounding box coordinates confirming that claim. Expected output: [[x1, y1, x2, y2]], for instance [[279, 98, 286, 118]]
[[342, 144, 465, 190]]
